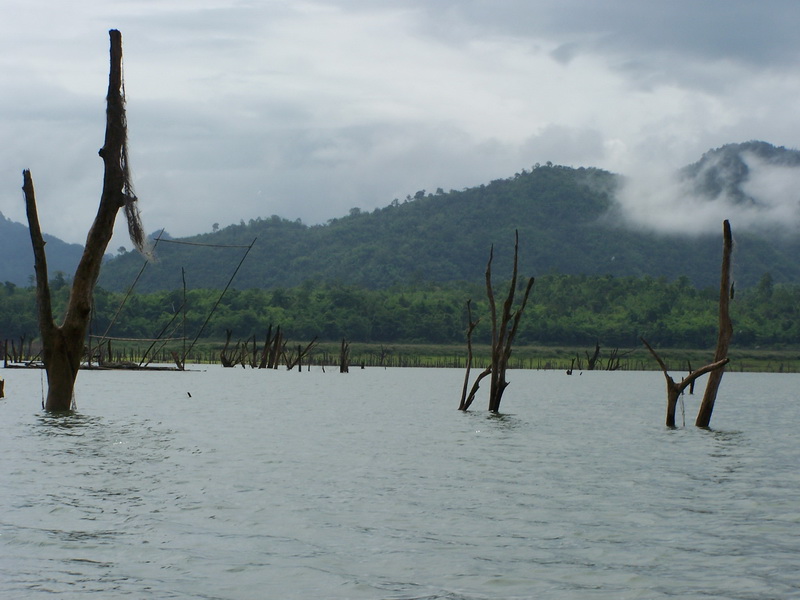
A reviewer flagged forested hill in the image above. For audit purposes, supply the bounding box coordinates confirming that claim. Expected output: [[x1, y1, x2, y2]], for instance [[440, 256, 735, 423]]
[[95, 154, 800, 293], [4, 142, 799, 291], [0, 212, 84, 286]]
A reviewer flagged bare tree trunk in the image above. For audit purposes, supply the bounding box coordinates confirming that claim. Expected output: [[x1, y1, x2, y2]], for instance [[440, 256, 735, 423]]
[[339, 338, 350, 373], [487, 232, 534, 412], [286, 337, 318, 371], [24, 30, 140, 411], [696, 220, 734, 427], [641, 338, 729, 427], [458, 299, 480, 411], [460, 231, 534, 412], [586, 341, 601, 370]]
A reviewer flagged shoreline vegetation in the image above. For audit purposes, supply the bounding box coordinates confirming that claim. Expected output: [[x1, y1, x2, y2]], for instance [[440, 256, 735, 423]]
[[5, 340, 799, 374], [4, 273, 800, 375]]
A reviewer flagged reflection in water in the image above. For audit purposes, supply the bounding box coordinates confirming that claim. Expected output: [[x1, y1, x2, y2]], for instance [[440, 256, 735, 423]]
[[35, 411, 103, 435]]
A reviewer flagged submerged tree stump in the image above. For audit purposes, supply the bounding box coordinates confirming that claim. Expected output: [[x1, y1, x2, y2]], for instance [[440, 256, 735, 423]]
[[24, 30, 148, 411], [696, 220, 734, 427], [460, 231, 534, 412], [642, 220, 734, 428]]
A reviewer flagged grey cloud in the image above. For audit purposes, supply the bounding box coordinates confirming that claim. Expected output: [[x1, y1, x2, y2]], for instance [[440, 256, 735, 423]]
[[3, 0, 799, 245]]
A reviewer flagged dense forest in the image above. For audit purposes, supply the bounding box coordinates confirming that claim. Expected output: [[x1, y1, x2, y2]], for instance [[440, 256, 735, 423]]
[[3, 142, 800, 358], [4, 142, 800, 292], [93, 146, 800, 293], [2, 272, 797, 351]]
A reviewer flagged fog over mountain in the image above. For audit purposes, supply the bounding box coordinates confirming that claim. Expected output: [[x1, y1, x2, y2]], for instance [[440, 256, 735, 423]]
[[615, 141, 800, 235], [2, 141, 799, 289]]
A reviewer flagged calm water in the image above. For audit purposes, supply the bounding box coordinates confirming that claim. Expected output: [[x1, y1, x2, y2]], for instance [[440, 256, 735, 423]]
[[1, 366, 798, 599]]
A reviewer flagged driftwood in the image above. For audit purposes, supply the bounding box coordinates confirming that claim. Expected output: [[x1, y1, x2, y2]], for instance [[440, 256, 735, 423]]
[[460, 231, 534, 412]]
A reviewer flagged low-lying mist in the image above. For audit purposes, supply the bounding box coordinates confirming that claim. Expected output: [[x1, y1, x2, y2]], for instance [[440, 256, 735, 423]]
[[613, 150, 800, 236]]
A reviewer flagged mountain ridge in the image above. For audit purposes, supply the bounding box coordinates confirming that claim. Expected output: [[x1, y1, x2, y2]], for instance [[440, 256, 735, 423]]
[[2, 141, 799, 290]]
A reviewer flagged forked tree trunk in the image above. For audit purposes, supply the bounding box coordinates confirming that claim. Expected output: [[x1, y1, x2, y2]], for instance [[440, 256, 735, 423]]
[[460, 231, 534, 412], [24, 30, 136, 411], [641, 220, 734, 427], [458, 299, 480, 410]]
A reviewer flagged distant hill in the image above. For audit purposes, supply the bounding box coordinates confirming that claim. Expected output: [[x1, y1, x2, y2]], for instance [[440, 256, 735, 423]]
[[681, 140, 800, 204], [95, 142, 800, 292], [0, 212, 85, 286], [4, 141, 800, 291]]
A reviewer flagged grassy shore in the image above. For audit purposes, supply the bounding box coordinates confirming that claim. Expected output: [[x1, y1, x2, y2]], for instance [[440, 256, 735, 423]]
[[8, 339, 799, 373], [308, 342, 800, 374]]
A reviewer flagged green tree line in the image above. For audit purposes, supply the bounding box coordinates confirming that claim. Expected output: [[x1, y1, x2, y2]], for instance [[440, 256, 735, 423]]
[[2, 273, 797, 350]]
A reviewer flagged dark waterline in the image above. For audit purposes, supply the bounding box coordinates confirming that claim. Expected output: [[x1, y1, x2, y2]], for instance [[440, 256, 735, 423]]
[[1, 367, 799, 599]]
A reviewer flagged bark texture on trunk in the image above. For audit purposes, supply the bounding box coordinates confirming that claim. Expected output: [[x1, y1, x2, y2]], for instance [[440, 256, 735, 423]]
[[460, 231, 534, 412], [641, 338, 728, 427], [25, 30, 132, 411], [641, 219, 734, 428], [696, 220, 734, 427]]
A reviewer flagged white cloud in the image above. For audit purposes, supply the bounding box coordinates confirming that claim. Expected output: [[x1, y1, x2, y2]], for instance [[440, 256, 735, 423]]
[[614, 151, 800, 235], [2, 0, 800, 245]]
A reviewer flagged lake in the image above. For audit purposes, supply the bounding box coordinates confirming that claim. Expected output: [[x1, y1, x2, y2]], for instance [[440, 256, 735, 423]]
[[1, 366, 798, 599]]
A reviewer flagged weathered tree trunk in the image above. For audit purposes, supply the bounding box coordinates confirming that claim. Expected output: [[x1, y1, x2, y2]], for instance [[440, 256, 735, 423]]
[[458, 299, 480, 410], [696, 220, 734, 427], [24, 30, 142, 411], [286, 337, 318, 371], [487, 233, 534, 412], [641, 220, 734, 427], [258, 325, 274, 369], [268, 326, 283, 369], [339, 338, 350, 373], [219, 329, 237, 367], [641, 338, 728, 427], [586, 341, 601, 370], [460, 231, 534, 412]]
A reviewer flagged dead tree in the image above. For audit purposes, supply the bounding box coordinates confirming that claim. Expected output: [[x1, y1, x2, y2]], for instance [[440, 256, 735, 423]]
[[285, 337, 318, 371], [258, 325, 275, 369], [605, 347, 632, 371], [460, 231, 534, 412], [586, 341, 601, 370], [641, 219, 734, 427], [339, 338, 350, 373], [24, 30, 148, 411], [458, 299, 481, 409], [269, 327, 284, 369], [258, 325, 285, 369], [696, 220, 734, 427], [642, 338, 729, 427], [219, 330, 241, 367]]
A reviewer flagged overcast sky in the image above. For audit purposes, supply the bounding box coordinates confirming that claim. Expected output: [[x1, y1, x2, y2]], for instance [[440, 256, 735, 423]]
[[2, 0, 799, 246]]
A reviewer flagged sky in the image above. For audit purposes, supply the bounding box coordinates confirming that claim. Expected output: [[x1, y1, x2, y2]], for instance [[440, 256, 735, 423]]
[[2, 0, 800, 247]]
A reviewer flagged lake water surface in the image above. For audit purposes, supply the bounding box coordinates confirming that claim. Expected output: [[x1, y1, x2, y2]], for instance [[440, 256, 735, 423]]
[[1, 366, 798, 599]]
